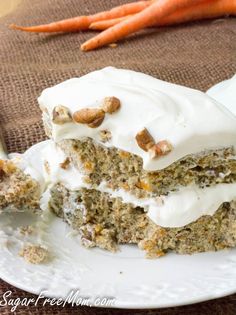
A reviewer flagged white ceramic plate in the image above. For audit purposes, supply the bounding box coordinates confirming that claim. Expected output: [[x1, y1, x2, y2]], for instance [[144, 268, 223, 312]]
[[1, 77, 236, 309], [1, 209, 236, 309], [206, 74, 236, 116]]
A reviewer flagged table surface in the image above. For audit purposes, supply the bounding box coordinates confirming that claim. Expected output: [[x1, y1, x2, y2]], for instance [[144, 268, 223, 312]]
[[0, 1, 236, 314]]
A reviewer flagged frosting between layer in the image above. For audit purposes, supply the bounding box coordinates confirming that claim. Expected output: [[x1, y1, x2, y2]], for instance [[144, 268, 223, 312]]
[[38, 67, 236, 171], [41, 141, 236, 228]]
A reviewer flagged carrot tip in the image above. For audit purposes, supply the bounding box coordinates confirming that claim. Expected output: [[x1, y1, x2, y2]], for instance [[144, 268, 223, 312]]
[[9, 24, 25, 31], [89, 24, 96, 30], [80, 44, 88, 51], [9, 24, 17, 29]]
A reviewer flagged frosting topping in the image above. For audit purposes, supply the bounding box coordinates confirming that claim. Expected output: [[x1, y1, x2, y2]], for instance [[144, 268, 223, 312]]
[[38, 67, 236, 171]]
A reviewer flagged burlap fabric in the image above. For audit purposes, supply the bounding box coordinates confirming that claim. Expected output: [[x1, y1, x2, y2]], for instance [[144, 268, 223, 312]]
[[0, 0, 236, 313]]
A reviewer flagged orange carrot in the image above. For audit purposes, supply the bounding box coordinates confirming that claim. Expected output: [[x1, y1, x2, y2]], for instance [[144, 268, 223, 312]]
[[10, 1, 151, 33], [153, 0, 236, 26], [81, 0, 214, 51], [90, 0, 236, 31], [89, 15, 133, 31]]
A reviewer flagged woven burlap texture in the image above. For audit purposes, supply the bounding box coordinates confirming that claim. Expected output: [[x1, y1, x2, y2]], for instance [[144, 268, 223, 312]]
[[0, 0, 236, 314]]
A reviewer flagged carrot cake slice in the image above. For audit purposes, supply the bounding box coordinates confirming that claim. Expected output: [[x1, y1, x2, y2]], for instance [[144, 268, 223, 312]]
[[11, 67, 236, 257], [0, 134, 42, 214], [0, 159, 40, 213]]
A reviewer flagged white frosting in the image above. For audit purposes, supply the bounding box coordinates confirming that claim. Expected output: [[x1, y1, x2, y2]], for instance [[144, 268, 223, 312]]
[[41, 141, 89, 191], [10, 140, 235, 228], [147, 184, 236, 227], [38, 67, 236, 171], [207, 74, 236, 117], [98, 181, 236, 227]]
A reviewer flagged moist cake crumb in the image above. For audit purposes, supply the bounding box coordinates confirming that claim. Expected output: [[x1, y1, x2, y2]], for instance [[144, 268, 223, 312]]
[[19, 225, 34, 236], [19, 244, 49, 264]]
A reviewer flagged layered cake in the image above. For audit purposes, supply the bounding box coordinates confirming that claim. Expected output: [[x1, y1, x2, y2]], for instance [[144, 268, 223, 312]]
[[1, 67, 236, 258], [37, 67, 236, 257]]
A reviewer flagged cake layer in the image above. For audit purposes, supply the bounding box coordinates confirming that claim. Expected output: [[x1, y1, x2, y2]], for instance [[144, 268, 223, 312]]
[[58, 138, 236, 198], [38, 67, 236, 172], [49, 183, 236, 257]]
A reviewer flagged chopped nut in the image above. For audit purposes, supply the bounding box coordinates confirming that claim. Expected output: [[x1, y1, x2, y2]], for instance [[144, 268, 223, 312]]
[[101, 97, 121, 114], [19, 244, 49, 264], [135, 128, 155, 152], [73, 108, 105, 128], [99, 129, 112, 143], [52, 105, 72, 124], [60, 157, 71, 170], [149, 140, 172, 159], [88, 115, 105, 128]]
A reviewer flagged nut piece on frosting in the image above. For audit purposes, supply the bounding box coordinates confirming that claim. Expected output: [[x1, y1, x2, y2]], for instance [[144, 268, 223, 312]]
[[73, 108, 105, 128], [88, 116, 105, 128], [149, 140, 173, 159], [135, 128, 155, 152], [135, 128, 172, 159], [101, 96, 121, 114], [72, 97, 120, 128], [52, 105, 72, 125]]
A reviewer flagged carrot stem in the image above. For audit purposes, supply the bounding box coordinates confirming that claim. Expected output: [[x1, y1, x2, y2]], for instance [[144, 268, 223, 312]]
[[10, 1, 151, 33]]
